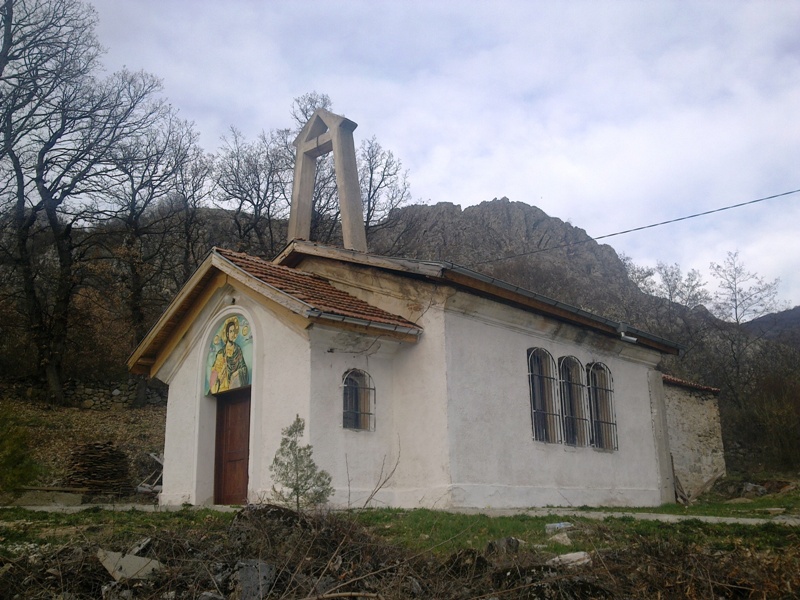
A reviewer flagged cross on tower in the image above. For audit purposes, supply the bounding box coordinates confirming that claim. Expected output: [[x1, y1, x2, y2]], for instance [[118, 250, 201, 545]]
[[286, 109, 368, 252]]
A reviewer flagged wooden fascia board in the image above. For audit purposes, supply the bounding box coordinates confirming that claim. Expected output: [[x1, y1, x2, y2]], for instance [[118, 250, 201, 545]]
[[307, 315, 419, 343], [148, 271, 228, 378], [440, 269, 610, 328], [211, 253, 315, 317], [226, 277, 312, 334], [439, 269, 679, 355]]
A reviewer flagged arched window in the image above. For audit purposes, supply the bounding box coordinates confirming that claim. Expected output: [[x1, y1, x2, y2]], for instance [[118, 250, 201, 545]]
[[559, 356, 590, 446], [587, 363, 617, 450], [342, 369, 375, 431], [527, 348, 561, 443]]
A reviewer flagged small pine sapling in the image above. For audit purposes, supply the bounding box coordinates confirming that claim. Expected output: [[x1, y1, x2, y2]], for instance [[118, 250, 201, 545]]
[[270, 415, 333, 511]]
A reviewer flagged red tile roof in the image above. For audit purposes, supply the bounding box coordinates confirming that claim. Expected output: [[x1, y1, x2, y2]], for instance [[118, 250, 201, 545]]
[[662, 374, 720, 395], [215, 248, 420, 331]]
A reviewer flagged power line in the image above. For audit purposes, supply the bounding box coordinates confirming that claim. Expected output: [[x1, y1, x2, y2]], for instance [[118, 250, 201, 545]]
[[469, 188, 800, 266]]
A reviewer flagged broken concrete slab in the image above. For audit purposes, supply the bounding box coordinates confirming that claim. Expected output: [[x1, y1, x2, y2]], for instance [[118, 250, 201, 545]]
[[545, 521, 573, 533], [549, 532, 572, 546], [97, 548, 162, 582], [235, 559, 276, 599], [126, 537, 152, 556], [546, 551, 592, 568]]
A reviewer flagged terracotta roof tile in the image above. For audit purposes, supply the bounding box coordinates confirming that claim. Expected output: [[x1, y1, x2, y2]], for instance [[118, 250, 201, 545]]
[[215, 248, 420, 331], [662, 374, 720, 394]]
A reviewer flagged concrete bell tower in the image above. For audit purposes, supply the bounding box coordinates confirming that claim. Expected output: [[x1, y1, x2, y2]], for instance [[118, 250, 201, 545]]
[[286, 109, 368, 253]]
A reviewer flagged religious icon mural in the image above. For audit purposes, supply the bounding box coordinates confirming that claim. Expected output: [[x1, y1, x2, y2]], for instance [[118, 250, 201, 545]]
[[206, 314, 253, 395]]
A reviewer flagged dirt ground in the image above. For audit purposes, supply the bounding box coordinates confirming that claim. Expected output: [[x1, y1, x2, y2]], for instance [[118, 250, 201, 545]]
[[1, 394, 166, 490], [1, 504, 799, 599]]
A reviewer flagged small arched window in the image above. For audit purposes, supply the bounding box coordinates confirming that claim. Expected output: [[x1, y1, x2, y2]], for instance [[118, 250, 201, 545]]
[[527, 348, 561, 443], [559, 356, 590, 446], [587, 363, 617, 450], [342, 369, 375, 431]]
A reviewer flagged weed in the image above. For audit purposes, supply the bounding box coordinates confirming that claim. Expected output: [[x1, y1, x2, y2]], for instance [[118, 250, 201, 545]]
[[0, 408, 42, 492]]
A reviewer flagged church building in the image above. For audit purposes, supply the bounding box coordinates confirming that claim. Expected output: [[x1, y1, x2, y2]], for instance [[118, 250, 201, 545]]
[[128, 109, 723, 508]]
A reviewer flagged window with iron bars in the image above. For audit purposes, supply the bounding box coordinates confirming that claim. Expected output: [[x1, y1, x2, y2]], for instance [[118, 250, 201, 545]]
[[527, 350, 617, 451], [559, 356, 591, 447], [527, 348, 562, 443], [587, 362, 617, 450], [342, 369, 375, 431]]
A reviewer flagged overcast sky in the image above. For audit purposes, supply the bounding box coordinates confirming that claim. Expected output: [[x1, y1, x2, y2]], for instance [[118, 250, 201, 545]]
[[90, 0, 800, 309]]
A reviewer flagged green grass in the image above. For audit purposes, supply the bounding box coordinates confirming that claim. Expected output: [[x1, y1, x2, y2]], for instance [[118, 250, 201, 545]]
[[349, 507, 799, 556], [352, 508, 557, 553], [570, 481, 800, 519], [2, 497, 797, 561]]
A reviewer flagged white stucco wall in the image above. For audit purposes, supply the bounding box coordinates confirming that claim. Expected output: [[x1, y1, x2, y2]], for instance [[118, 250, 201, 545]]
[[305, 306, 453, 509], [441, 291, 669, 507], [292, 258, 674, 508], [298, 257, 455, 508], [306, 329, 401, 508], [158, 283, 312, 506], [157, 287, 240, 506]]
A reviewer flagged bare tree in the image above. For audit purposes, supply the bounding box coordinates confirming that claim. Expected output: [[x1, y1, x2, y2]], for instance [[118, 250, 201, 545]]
[[711, 251, 781, 326], [620, 253, 657, 296], [215, 127, 292, 256], [0, 0, 167, 402], [97, 110, 198, 344], [171, 145, 215, 283], [358, 136, 410, 238], [708, 251, 784, 407], [290, 91, 332, 127]]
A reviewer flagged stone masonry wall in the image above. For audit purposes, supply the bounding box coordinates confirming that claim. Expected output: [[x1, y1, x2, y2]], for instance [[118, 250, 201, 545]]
[[663, 381, 726, 499], [3, 378, 168, 410], [65, 378, 168, 409]]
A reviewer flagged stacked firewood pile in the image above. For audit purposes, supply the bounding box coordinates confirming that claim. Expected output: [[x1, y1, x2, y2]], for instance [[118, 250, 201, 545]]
[[63, 441, 131, 495]]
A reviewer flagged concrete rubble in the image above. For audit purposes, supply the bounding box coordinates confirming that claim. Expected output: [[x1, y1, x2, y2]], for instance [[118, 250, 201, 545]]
[[97, 548, 162, 582]]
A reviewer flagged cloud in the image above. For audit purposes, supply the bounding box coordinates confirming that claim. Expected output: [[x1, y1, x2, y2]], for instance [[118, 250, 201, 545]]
[[89, 0, 800, 306]]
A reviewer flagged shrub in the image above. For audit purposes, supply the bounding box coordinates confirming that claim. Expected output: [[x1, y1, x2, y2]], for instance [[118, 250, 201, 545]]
[[270, 415, 333, 511]]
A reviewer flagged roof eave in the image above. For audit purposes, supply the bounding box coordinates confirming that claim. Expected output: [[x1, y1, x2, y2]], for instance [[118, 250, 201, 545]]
[[274, 241, 682, 356], [306, 308, 422, 342]]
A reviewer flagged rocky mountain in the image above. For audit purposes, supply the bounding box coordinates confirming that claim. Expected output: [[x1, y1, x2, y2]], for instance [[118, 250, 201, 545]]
[[744, 305, 800, 349], [373, 197, 646, 323]]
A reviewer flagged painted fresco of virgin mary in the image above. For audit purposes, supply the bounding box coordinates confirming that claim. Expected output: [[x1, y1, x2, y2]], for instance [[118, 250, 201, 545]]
[[209, 316, 250, 394]]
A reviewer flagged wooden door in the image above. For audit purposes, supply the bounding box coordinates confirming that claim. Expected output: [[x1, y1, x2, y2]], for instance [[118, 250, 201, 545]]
[[214, 388, 251, 504]]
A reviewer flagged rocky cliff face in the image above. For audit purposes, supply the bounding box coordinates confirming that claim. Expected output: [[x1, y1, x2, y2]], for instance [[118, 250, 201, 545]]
[[372, 197, 643, 320]]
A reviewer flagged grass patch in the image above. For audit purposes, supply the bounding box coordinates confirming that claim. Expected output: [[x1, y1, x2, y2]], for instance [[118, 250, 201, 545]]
[[353, 508, 558, 554], [569, 480, 800, 519], [3, 505, 795, 559], [349, 507, 798, 556]]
